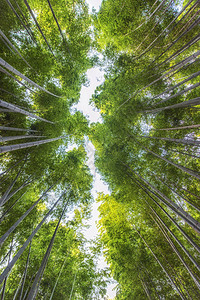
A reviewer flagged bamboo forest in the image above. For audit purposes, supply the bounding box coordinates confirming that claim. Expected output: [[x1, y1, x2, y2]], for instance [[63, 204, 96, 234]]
[[0, 0, 200, 299]]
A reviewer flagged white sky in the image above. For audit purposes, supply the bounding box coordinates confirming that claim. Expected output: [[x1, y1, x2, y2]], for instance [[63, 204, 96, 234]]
[[72, 50, 117, 300], [75, 68, 104, 123], [86, 0, 103, 12], [78, 71, 117, 300], [71, 1, 117, 298]]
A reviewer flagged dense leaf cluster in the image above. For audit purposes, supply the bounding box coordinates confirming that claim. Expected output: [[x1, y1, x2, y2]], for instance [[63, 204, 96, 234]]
[[0, 0, 107, 299], [0, 0, 200, 299], [91, 0, 200, 298]]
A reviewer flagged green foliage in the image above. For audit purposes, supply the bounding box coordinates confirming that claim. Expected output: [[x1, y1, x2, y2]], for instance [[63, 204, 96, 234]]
[[0, 0, 104, 298], [1, 0, 200, 299], [90, 0, 200, 298]]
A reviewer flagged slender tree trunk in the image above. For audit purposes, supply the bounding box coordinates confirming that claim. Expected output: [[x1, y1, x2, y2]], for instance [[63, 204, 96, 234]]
[[13, 275, 24, 300], [153, 124, 200, 131], [0, 250, 11, 266], [143, 95, 200, 114], [1, 238, 13, 300], [0, 156, 27, 178], [127, 167, 200, 233], [149, 16, 200, 68], [172, 7, 200, 41], [0, 36, 15, 54], [0, 178, 30, 206], [140, 266, 161, 299], [163, 252, 195, 298], [167, 148, 200, 159], [0, 192, 26, 223], [0, 180, 58, 247], [1, 177, 32, 207], [126, 0, 166, 34], [12, 0, 30, 26], [0, 243, 17, 265], [0, 174, 11, 186], [175, 271, 200, 299], [0, 191, 64, 284], [46, 0, 71, 56], [27, 192, 69, 300], [49, 255, 68, 300], [12, 0, 38, 45], [0, 109, 21, 113], [150, 50, 200, 90], [4, 0, 37, 45], [148, 0, 160, 13], [0, 58, 60, 97], [169, 0, 199, 33], [21, 273, 37, 300], [153, 85, 200, 106], [152, 173, 200, 212], [140, 275, 152, 300], [0, 136, 65, 154], [69, 271, 77, 300], [135, 230, 185, 299], [133, 138, 200, 180], [0, 126, 37, 132], [0, 135, 44, 143], [0, 66, 36, 93], [175, 184, 200, 200], [129, 175, 200, 254], [0, 162, 24, 206], [152, 70, 200, 102], [19, 242, 32, 300], [0, 88, 20, 98], [158, 252, 189, 299], [23, 0, 57, 60], [135, 0, 196, 60], [0, 30, 33, 69], [135, 0, 174, 52], [152, 214, 200, 291], [152, 33, 200, 71], [145, 5, 199, 68], [116, 49, 200, 112], [139, 134, 200, 146], [149, 205, 200, 272], [0, 99, 53, 123], [155, 49, 200, 84]]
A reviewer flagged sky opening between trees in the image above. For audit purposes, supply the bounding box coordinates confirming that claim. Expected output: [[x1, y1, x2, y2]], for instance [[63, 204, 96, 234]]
[[0, 0, 200, 299]]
